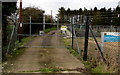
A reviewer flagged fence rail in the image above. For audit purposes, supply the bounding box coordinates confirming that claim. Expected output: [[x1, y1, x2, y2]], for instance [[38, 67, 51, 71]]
[[91, 25, 120, 32]]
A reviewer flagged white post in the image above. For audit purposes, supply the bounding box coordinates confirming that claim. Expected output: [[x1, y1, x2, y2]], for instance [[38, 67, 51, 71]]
[[77, 15, 80, 22], [101, 32, 104, 52], [30, 16, 31, 35], [80, 15, 82, 29], [43, 14, 45, 33], [73, 26, 80, 54], [57, 17, 59, 30], [73, 17, 75, 24], [70, 17, 72, 24]]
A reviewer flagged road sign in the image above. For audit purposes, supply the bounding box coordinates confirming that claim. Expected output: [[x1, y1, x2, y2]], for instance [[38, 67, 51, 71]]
[[61, 25, 67, 30], [20, 23, 22, 27], [101, 32, 120, 51], [102, 32, 120, 42]]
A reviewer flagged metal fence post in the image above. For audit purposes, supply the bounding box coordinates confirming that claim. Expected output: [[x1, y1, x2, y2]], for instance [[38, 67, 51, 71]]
[[43, 14, 45, 33], [14, 23, 17, 48], [72, 16, 74, 49], [90, 26, 106, 62], [6, 25, 15, 55], [83, 15, 89, 61], [73, 26, 80, 54], [57, 18, 59, 30], [30, 16, 31, 36]]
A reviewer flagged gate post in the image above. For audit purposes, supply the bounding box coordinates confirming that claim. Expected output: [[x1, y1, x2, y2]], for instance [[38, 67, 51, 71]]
[[30, 16, 31, 35], [43, 13, 45, 33], [57, 17, 59, 30]]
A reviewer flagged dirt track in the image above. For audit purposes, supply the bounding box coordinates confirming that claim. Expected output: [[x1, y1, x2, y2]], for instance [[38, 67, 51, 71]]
[[3, 30, 85, 73]]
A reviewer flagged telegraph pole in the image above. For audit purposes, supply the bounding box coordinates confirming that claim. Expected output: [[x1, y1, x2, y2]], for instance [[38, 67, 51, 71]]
[[19, 0, 22, 43]]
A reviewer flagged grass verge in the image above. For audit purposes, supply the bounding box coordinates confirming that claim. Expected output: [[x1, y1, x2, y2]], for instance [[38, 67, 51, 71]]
[[45, 27, 57, 33], [62, 37, 106, 73], [22, 68, 63, 73], [7, 37, 34, 60], [62, 38, 78, 57], [17, 37, 33, 47]]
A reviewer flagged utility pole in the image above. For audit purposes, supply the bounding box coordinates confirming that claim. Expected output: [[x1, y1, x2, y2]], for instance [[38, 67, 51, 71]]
[[83, 15, 89, 61], [19, 0, 22, 43]]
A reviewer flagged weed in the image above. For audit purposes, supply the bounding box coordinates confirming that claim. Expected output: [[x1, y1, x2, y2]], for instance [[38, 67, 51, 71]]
[[17, 37, 33, 47], [22, 68, 62, 73], [11, 48, 24, 56], [83, 61, 92, 69], [6, 48, 25, 60], [6, 37, 33, 60], [91, 66, 104, 73], [40, 68, 61, 73], [62, 37, 106, 74]]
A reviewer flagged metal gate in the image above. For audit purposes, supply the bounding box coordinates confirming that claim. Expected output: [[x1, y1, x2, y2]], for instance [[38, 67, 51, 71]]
[[6, 15, 81, 56], [17, 18, 63, 48]]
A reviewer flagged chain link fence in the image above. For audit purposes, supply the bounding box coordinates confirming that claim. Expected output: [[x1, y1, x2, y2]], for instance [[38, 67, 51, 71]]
[[70, 24, 120, 73], [6, 24, 18, 54]]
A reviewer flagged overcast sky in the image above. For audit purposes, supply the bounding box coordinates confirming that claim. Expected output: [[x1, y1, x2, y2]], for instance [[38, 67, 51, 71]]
[[17, 0, 120, 18]]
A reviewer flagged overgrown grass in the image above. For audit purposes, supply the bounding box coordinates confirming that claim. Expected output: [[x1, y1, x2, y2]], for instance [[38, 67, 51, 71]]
[[17, 37, 33, 47], [63, 38, 78, 56], [22, 68, 62, 73], [62, 37, 106, 73], [45, 27, 57, 33], [83, 61, 92, 70], [63, 38, 71, 46], [7, 37, 33, 60], [67, 47, 78, 56], [91, 66, 104, 73], [7, 48, 25, 60], [40, 68, 61, 73]]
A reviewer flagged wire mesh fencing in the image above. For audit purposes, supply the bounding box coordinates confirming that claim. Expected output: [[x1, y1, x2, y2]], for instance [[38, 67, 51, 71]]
[[6, 25, 18, 54], [71, 24, 120, 73]]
